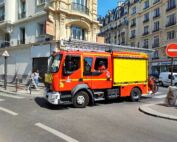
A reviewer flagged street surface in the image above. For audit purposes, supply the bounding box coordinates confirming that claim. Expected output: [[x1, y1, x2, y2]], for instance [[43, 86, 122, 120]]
[[0, 87, 177, 142]]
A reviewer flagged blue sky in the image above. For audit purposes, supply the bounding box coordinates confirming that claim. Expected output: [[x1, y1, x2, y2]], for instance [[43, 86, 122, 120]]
[[98, 0, 118, 17]]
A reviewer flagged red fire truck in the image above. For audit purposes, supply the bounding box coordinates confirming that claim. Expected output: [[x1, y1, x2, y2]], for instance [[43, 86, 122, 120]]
[[44, 43, 151, 108]]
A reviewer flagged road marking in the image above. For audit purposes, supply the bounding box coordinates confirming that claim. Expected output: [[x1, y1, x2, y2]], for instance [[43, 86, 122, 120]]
[[35, 123, 79, 142], [0, 94, 24, 99], [0, 107, 18, 116], [0, 99, 5, 101], [153, 95, 166, 99]]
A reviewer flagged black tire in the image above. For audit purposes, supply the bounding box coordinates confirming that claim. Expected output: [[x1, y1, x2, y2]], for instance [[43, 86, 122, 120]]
[[73, 91, 89, 108], [130, 88, 141, 102]]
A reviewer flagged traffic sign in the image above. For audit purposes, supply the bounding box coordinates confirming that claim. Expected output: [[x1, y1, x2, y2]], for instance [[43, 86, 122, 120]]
[[166, 43, 177, 57]]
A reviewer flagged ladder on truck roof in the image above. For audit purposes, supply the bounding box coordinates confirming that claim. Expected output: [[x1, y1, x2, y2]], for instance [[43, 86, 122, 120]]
[[59, 39, 154, 54]]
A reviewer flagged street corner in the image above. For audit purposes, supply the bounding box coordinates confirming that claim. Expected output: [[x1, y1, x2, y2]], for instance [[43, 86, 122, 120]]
[[139, 103, 177, 121]]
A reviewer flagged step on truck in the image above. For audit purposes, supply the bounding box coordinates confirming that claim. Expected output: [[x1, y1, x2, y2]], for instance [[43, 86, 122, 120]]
[[44, 45, 151, 108]]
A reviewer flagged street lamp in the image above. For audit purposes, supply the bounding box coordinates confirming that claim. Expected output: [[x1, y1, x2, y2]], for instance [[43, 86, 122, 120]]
[[2, 50, 10, 90]]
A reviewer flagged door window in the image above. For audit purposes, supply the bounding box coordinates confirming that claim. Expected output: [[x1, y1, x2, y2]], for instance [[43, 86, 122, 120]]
[[63, 55, 80, 75], [94, 58, 108, 72]]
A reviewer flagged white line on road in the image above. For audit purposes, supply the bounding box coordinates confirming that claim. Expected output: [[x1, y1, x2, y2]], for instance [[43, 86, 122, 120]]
[[0, 99, 5, 101], [0, 94, 24, 99], [153, 94, 166, 99], [35, 123, 79, 142], [0, 107, 18, 116]]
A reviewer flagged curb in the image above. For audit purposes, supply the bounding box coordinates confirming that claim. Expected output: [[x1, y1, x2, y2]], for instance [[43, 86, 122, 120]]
[[0, 89, 43, 97], [0, 89, 22, 96], [139, 104, 177, 121]]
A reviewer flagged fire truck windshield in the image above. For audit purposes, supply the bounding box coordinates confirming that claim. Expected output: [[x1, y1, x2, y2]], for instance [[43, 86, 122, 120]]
[[48, 54, 62, 73]]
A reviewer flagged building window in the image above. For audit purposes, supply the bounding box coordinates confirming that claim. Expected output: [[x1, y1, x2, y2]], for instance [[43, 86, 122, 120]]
[[131, 42, 135, 47], [71, 26, 86, 40], [167, 0, 176, 11], [153, 8, 160, 18], [38, 23, 46, 36], [130, 18, 136, 27], [18, 0, 26, 19], [166, 13, 176, 27], [131, 7, 136, 15], [143, 39, 149, 48], [167, 31, 175, 40], [71, 0, 89, 15], [143, 13, 149, 23], [130, 30, 136, 39], [143, 26, 149, 35], [153, 21, 160, 32], [144, 0, 149, 9], [153, 36, 159, 48], [20, 27, 25, 44], [0, 6, 5, 21]]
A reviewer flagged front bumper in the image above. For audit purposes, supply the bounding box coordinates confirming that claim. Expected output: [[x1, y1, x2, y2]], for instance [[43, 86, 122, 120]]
[[44, 90, 61, 105]]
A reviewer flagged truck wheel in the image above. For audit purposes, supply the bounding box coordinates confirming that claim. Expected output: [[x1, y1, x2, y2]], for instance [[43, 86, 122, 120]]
[[130, 88, 141, 102], [73, 91, 89, 108]]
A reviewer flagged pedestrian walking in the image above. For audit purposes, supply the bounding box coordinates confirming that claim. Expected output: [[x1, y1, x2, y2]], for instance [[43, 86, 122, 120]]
[[33, 70, 40, 87]]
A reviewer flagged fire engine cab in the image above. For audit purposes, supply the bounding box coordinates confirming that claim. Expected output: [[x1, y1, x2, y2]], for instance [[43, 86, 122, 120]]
[[45, 47, 150, 108]]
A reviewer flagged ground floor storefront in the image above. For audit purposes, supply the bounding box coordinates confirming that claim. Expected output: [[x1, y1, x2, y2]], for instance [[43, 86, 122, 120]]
[[0, 42, 56, 83], [151, 59, 177, 77]]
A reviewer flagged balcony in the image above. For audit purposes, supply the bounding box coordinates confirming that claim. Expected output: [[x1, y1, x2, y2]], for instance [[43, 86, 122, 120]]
[[166, 5, 176, 12], [71, 2, 89, 15], [18, 11, 26, 19], [130, 35, 136, 39], [142, 32, 149, 36], [143, 19, 149, 23], [142, 45, 149, 49], [152, 28, 160, 32], [166, 21, 176, 27], [153, 14, 160, 19], [152, 43, 160, 48]]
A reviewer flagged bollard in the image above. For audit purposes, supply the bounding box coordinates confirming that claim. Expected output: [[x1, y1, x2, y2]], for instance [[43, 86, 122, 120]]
[[165, 86, 177, 106], [15, 77, 18, 92], [29, 78, 32, 95]]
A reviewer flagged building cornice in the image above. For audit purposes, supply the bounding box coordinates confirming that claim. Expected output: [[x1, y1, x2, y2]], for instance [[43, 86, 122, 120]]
[[13, 11, 47, 25]]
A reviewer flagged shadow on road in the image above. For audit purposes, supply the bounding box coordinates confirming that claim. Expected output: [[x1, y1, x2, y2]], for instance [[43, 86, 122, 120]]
[[34, 97, 70, 110]]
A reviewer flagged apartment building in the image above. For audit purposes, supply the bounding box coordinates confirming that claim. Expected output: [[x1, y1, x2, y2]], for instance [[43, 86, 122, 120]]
[[129, 0, 177, 75], [0, 0, 100, 82], [99, 2, 129, 45], [100, 0, 177, 75]]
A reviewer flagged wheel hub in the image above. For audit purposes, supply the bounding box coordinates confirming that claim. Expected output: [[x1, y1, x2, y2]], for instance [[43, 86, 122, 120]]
[[77, 96, 85, 105]]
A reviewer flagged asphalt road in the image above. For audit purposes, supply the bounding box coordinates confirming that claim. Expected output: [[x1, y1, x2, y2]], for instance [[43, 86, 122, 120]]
[[0, 87, 177, 142]]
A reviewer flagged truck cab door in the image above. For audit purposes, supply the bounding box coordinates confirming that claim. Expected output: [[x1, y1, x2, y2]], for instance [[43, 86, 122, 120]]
[[60, 54, 82, 91], [90, 56, 112, 89]]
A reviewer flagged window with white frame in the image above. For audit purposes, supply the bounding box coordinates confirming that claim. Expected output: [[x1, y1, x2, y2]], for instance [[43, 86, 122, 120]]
[[167, 30, 175, 40], [166, 13, 176, 26], [131, 6, 136, 15], [38, 23, 46, 36], [143, 39, 149, 48], [0, 6, 4, 21]]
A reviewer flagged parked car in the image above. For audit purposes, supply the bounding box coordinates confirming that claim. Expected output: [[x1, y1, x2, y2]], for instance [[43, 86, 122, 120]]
[[159, 72, 177, 86]]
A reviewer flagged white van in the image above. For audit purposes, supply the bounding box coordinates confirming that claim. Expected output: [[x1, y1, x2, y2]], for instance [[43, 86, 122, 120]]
[[159, 72, 177, 86]]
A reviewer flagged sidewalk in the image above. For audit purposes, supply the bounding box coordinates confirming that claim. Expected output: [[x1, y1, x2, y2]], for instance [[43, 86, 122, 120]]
[[139, 102, 177, 121], [0, 82, 45, 97]]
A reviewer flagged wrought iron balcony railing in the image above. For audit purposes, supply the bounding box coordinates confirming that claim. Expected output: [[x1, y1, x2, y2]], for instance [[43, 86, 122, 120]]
[[71, 2, 89, 15]]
